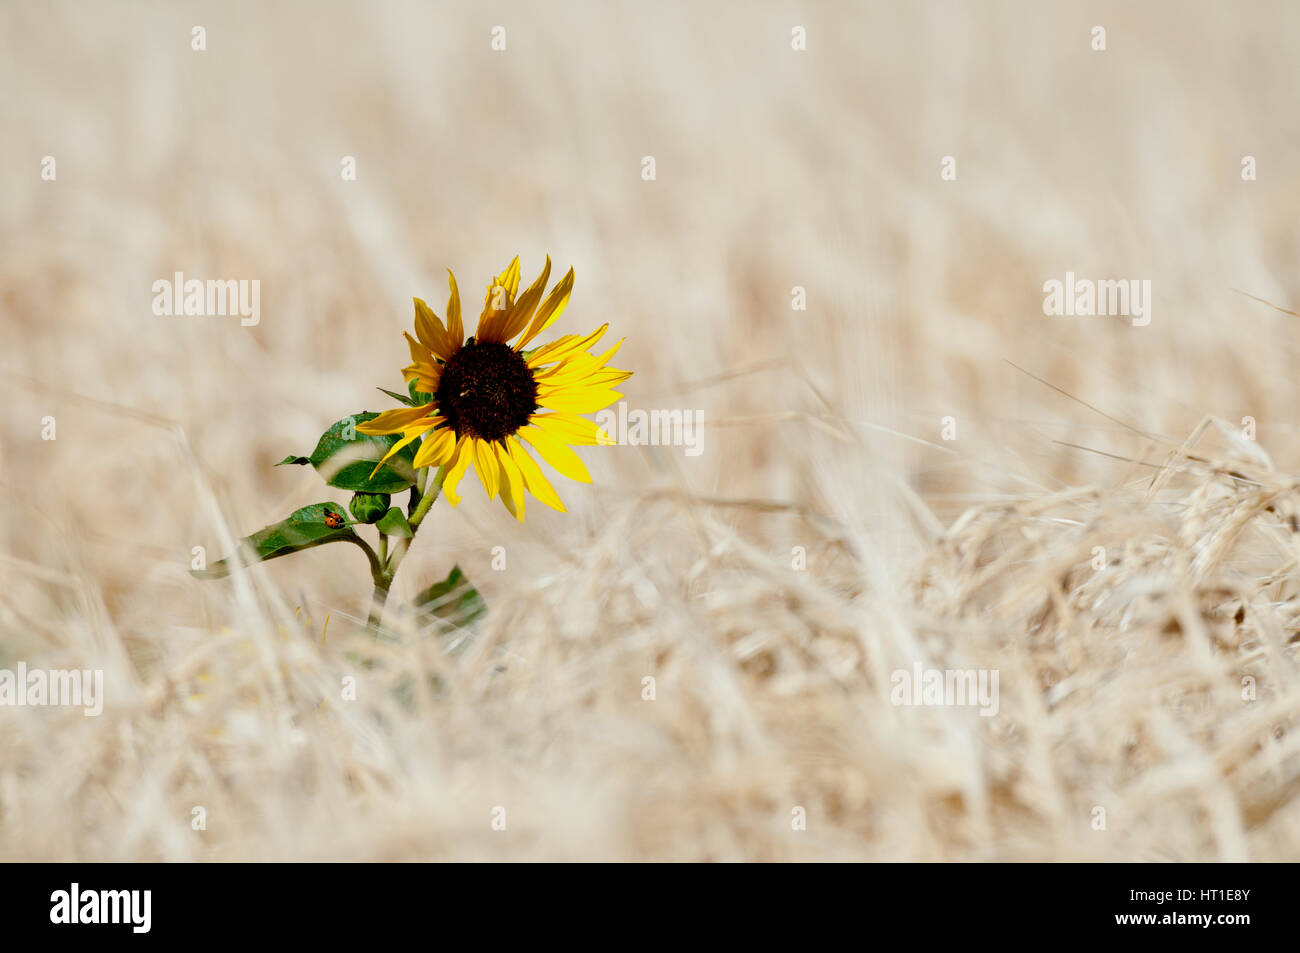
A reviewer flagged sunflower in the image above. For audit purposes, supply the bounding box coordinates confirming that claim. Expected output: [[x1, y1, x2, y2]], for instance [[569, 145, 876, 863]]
[[357, 257, 630, 520]]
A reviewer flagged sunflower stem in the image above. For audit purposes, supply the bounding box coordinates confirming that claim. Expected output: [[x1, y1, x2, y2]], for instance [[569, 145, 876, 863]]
[[408, 467, 445, 530], [388, 536, 411, 573], [346, 535, 390, 632], [368, 539, 393, 632], [371, 472, 442, 628], [346, 534, 384, 579], [366, 576, 391, 631]]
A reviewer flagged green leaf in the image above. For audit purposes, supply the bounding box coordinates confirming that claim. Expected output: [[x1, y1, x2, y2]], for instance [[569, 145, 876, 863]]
[[375, 506, 413, 538], [413, 565, 486, 632], [377, 387, 417, 407], [192, 503, 356, 580], [277, 456, 310, 466], [308, 412, 417, 493]]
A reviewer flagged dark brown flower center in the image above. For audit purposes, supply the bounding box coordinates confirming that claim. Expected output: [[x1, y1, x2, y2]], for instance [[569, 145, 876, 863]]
[[435, 340, 538, 442]]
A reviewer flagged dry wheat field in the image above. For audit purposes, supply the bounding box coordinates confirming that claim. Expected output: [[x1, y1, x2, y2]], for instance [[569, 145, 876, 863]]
[[2, 1, 1299, 862]]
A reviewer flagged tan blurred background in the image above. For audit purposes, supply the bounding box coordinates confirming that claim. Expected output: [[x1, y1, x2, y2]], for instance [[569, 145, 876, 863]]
[[2, 1, 1299, 860]]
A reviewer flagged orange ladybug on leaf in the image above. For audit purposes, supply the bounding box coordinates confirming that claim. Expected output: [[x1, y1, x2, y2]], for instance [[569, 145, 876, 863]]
[[323, 510, 344, 529]]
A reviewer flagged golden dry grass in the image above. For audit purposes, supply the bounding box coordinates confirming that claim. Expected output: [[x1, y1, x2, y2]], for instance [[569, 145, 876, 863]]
[[2, 1, 1299, 860]]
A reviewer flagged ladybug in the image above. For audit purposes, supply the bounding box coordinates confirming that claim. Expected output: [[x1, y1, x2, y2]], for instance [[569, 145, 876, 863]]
[[323, 510, 344, 529]]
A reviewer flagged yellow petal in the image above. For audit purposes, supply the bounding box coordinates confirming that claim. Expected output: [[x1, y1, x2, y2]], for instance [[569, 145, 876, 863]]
[[357, 405, 438, 435], [588, 339, 624, 368], [365, 426, 425, 478], [413, 298, 453, 361], [526, 325, 609, 368], [405, 331, 435, 367], [401, 362, 442, 395], [494, 256, 551, 344], [469, 438, 500, 500], [361, 415, 443, 477], [517, 425, 592, 483], [530, 413, 616, 445], [535, 361, 630, 388], [508, 437, 567, 512], [412, 424, 457, 469], [441, 438, 473, 506], [497, 257, 522, 301], [517, 267, 575, 350], [566, 368, 633, 388], [532, 338, 624, 381], [445, 270, 464, 347], [536, 387, 624, 414], [494, 441, 525, 521], [477, 257, 521, 340]]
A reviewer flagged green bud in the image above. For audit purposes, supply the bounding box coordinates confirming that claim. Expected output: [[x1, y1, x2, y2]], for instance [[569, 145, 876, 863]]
[[349, 492, 391, 524]]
